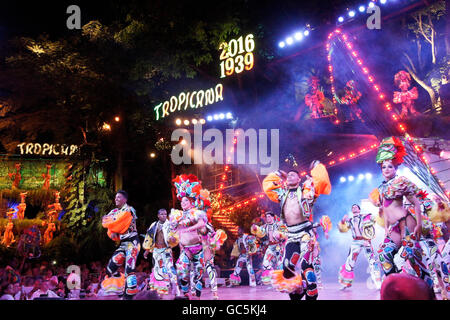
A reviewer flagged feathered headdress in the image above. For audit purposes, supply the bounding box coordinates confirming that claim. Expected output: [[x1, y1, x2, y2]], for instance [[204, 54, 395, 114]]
[[376, 136, 407, 165], [172, 174, 202, 201], [172, 174, 213, 221]]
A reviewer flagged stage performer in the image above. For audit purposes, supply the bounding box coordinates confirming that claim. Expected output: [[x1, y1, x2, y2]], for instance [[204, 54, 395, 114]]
[[251, 211, 287, 286], [143, 208, 180, 297], [393, 70, 419, 118], [338, 204, 382, 290], [170, 174, 208, 300], [263, 161, 331, 300], [229, 227, 258, 287], [101, 190, 140, 299], [334, 80, 363, 121], [369, 137, 433, 289], [305, 76, 325, 119], [200, 222, 227, 299]]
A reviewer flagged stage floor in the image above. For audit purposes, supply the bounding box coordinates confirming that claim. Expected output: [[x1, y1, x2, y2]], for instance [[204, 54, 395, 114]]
[[160, 281, 381, 300]]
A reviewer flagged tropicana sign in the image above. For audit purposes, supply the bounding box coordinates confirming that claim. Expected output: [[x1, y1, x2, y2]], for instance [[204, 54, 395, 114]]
[[153, 83, 224, 120]]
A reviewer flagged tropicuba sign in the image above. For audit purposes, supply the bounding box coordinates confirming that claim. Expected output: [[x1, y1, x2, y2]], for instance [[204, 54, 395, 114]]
[[153, 83, 224, 120], [17, 143, 79, 156]]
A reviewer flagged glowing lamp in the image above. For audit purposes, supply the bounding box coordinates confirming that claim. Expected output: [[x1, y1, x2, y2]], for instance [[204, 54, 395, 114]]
[[279, 41, 286, 48], [184, 120, 190, 125], [294, 32, 303, 41], [175, 119, 182, 125], [338, 17, 344, 23]]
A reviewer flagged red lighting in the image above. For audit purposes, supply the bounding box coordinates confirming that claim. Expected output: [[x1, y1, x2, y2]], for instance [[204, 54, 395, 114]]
[[379, 94, 384, 99], [329, 160, 336, 165], [368, 76, 374, 82], [352, 51, 358, 57], [360, 148, 366, 153], [362, 68, 369, 74], [385, 103, 391, 110]]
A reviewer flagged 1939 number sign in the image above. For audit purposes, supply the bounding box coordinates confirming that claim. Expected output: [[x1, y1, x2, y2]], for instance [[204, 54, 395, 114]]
[[219, 34, 255, 78]]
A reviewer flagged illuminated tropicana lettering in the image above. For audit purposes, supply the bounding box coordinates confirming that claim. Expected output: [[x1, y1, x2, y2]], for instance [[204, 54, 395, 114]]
[[219, 34, 255, 78], [153, 83, 224, 120], [17, 143, 79, 156]]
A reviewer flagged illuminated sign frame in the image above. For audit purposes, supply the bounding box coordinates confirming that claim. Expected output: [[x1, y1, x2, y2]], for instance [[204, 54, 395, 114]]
[[219, 34, 255, 78], [153, 83, 224, 120]]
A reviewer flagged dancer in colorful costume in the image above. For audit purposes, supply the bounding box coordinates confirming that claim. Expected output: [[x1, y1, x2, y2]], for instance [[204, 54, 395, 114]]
[[201, 222, 227, 299], [263, 161, 331, 300], [251, 211, 287, 285], [393, 70, 419, 118], [428, 196, 450, 298], [417, 194, 450, 299], [369, 137, 433, 289], [143, 208, 180, 297], [170, 174, 208, 299], [334, 80, 363, 121], [305, 76, 325, 119], [338, 204, 382, 289], [101, 190, 140, 299], [229, 227, 258, 287]]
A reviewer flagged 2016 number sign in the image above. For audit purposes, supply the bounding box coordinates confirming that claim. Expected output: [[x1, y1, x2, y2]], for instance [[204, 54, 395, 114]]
[[219, 34, 255, 78]]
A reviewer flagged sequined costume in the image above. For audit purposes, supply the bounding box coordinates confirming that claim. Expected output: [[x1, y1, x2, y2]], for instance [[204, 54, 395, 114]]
[[201, 223, 227, 299], [338, 213, 382, 289], [251, 219, 287, 285], [230, 233, 258, 286], [371, 137, 433, 289], [393, 70, 419, 118], [263, 162, 331, 299], [101, 204, 140, 298], [170, 207, 207, 298], [143, 219, 179, 296]]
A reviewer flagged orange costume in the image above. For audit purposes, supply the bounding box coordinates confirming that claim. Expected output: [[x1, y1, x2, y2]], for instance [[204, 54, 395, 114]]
[[262, 162, 331, 300], [101, 203, 140, 298]]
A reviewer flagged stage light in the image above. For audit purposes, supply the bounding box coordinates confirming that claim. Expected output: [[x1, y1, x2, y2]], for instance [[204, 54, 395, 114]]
[[219, 113, 225, 119], [175, 118, 182, 125], [294, 32, 303, 41], [184, 119, 190, 125], [150, 152, 156, 158], [207, 115, 213, 121], [348, 10, 355, 17], [338, 16, 344, 23], [279, 41, 286, 48], [114, 116, 120, 122], [358, 174, 365, 180], [213, 114, 219, 120], [303, 30, 310, 36], [102, 123, 111, 131], [200, 118, 206, 124], [180, 139, 186, 145], [348, 175, 355, 181], [340, 177, 346, 183], [359, 5, 365, 12], [369, 2, 375, 8], [192, 119, 198, 125], [365, 173, 372, 180], [286, 37, 294, 45], [226, 112, 233, 119], [380, 0, 387, 4]]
